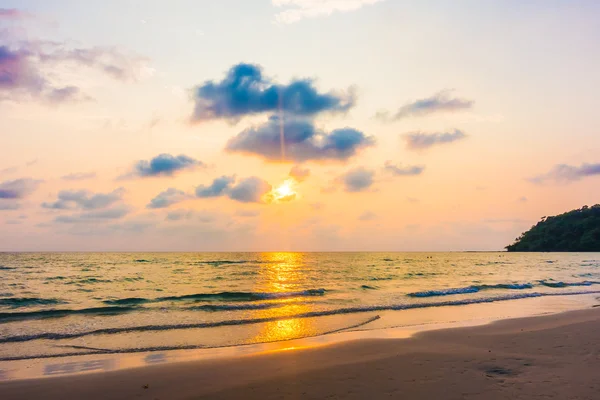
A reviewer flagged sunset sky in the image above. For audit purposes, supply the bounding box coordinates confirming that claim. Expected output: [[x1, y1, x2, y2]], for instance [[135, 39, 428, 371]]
[[1, 0, 599, 251]]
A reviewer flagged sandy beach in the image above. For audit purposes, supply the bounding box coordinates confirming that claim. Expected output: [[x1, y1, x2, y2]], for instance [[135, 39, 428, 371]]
[[1, 307, 599, 399]]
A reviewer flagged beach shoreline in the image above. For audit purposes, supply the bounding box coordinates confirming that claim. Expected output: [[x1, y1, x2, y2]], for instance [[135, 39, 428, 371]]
[[1, 297, 600, 399]]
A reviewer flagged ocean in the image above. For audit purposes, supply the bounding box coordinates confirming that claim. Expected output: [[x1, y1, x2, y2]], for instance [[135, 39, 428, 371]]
[[1, 252, 600, 362]]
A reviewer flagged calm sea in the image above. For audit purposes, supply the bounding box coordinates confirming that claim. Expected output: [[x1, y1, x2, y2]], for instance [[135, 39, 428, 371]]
[[1, 252, 599, 362]]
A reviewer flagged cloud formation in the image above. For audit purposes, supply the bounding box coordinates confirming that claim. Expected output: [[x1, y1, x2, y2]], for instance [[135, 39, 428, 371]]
[[272, 0, 385, 24], [338, 167, 375, 192], [147, 188, 189, 209], [42, 188, 124, 210], [530, 163, 600, 184], [226, 116, 374, 162], [0, 41, 149, 103], [195, 176, 272, 203], [54, 206, 130, 223], [383, 161, 425, 176], [289, 165, 310, 182], [191, 63, 355, 122], [61, 172, 97, 181], [378, 90, 473, 121], [130, 154, 203, 178], [195, 176, 236, 198], [0, 8, 30, 19], [404, 129, 467, 150], [0, 178, 41, 199], [229, 177, 272, 203]]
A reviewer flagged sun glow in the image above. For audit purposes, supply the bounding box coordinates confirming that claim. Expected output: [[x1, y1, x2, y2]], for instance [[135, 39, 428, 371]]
[[272, 179, 297, 202]]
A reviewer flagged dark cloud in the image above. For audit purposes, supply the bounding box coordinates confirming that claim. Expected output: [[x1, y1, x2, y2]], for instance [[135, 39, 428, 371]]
[[529, 163, 600, 184], [0, 178, 41, 199], [147, 188, 188, 209], [54, 206, 130, 223], [42, 188, 124, 210], [191, 63, 355, 122], [377, 90, 473, 121], [226, 116, 374, 162], [61, 172, 97, 181], [195, 176, 235, 198], [383, 161, 425, 176], [130, 154, 203, 178], [289, 165, 310, 182], [404, 129, 467, 150], [228, 177, 272, 203], [338, 167, 375, 192]]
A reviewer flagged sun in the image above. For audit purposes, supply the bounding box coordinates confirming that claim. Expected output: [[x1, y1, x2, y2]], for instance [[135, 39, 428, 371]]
[[272, 179, 297, 202]]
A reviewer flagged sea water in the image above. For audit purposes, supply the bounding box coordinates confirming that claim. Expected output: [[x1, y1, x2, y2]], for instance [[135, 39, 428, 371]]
[[1, 252, 599, 362]]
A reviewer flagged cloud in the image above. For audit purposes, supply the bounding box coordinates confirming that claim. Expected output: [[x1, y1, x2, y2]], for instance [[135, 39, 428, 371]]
[[191, 63, 355, 122], [338, 167, 375, 192], [147, 188, 189, 209], [517, 196, 528, 203], [226, 116, 374, 162], [404, 129, 467, 150], [358, 211, 377, 221], [383, 161, 425, 176], [0, 20, 151, 104], [165, 209, 218, 223], [229, 177, 272, 203], [0, 8, 31, 19], [195, 176, 235, 198], [529, 163, 600, 184], [61, 172, 97, 181], [0, 178, 42, 199], [0, 202, 20, 210], [54, 206, 130, 223], [378, 90, 473, 121], [289, 165, 311, 182], [129, 154, 203, 178], [195, 176, 272, 204], [272, 0, 385, 24], [42, 188, 124, 210]]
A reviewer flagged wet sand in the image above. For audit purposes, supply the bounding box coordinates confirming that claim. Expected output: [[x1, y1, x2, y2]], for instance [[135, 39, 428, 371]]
[[1, 307, 599, 399]]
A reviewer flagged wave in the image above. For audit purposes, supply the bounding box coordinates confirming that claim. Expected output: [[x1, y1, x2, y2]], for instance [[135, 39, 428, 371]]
[[196, 260, 251, 267], [407, 283, 533, 298], [0, 297, 66, 308], [103, 297, 150, 306], [157, 289, 327, 303], [0, 266, 16, 270], [360, 285, 378, 290], [187, 303, 284, 312], [3, 290, 599, 344], [0, 306, 138, 323], [540, 280, 600, 288]]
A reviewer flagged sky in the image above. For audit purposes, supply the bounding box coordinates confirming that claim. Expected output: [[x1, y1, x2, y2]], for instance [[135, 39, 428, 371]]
[[1, 0, 599, 251]]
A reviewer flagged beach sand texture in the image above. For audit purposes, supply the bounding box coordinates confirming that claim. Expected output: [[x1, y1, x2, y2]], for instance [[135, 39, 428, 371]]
[[1, 307, 599, 399]]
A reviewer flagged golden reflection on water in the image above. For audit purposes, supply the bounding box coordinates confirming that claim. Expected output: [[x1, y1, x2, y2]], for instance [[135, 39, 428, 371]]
[[251, 252, 317, 343]]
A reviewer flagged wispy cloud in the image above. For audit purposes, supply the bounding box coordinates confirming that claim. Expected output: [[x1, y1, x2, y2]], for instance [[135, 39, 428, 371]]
[[272, 0, 385, 24], [147, 188, 190, 209], [0, 178, 42, 199], [377, 90, 473, 121], [529, 163, 600, 184], [404, 129, 467, 150], [61, 172, 97, 181], [42, 188, 124, 210], [383, 161, 425, 176]]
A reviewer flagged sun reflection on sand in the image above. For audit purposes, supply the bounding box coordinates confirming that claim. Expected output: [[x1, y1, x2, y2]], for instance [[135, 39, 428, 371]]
[[251, 252, 317, 343]]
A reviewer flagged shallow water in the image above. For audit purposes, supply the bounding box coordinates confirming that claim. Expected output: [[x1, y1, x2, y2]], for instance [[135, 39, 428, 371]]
[[0, 252, 599, 361]]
